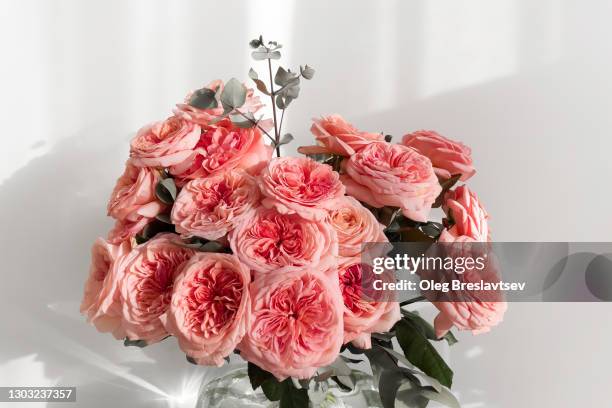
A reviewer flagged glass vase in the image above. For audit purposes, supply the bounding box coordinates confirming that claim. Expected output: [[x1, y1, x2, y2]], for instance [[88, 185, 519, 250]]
[[196, 365, 383, 408]]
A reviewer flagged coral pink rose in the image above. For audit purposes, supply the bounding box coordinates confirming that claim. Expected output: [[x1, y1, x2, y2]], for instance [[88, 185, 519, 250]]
[[239, 269, 344, 379], [171, 169, 260, 240], [107, 163, 164, 223], [439, 185, 489, 242], [169, 120, 272, 185], [341, 142, 441, 222], [402, 130, 475, 181], [338, 258, 400, 349], [260, 157, 345, 221], [328, 196, 388, 257], [298, 115, 384, 156], [107, 219, 149, 245], [229, 207, 338, 275], [174, 79, 264, 125], [80, 238, 131, 339], [129, 116, 201, 168], [100, 233, 195, 344], [162, 253, 251, 366], [429, 240, 506, 337]]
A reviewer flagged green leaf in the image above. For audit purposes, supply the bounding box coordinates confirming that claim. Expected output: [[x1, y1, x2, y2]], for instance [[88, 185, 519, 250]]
[[300, 64, 315, 80], [273, 133, 293, 148], [279, 380, 309, 408], [189, 87, 218, 109], [384, 134, 393, 142], [248, 68, 271, 95], [230, 112, 257, 128], [155, 178, 177, 205], [396, 320, 454, 388], [433, 174, 462, 208], [420, 386, 461, 408], [275, 67, 293, 86], [401, 311, 458, 346], [155, 213, 172, 224], [379, 369, 426, 408], [186, 355, 197, 365], [262, 381, 283, 401], [249, 36, 263, 48], [252, 47, 281, 61], [248, 362, 275, 390], [124, 338, 147, 348], [220, 78, 247, 110]]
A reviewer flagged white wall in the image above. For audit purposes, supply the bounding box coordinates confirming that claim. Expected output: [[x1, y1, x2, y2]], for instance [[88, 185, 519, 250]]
[[0, 1, 610, 407]]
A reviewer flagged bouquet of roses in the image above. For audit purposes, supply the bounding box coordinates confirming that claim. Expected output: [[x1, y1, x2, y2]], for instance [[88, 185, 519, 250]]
[[81, 37, 506, 408]]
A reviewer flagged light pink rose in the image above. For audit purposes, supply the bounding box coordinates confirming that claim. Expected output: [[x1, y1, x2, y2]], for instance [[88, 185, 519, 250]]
[[100, 233, 195, 344], [107, 218, 149, 245], [129, 116, 201, 168], [162, 253, 251, 366], [439, 185, 489, 242], [429, 240, 507, 337], [171, 169, 260, 240], [107, 163, 164, 223], [260, 157, 345, 221], [239, 269, 344, 380], [174, 79, 264, 126], [298, 115, 384, 156], [338, 258, 400, 349], [228, 207, 338, 275], [402, 130, 476, 181], [80, 238, 131, 339], [341, 142, 442, 222], [169, 120, 273, 185], [328, 196, 388, 257]]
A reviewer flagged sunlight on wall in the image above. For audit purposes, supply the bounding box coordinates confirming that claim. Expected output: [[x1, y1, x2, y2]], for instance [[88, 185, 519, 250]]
[[420, 0, 519, 97]]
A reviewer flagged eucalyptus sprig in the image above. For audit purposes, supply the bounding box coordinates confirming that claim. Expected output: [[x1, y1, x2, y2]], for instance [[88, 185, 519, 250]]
[[249, 35, 315, 156]]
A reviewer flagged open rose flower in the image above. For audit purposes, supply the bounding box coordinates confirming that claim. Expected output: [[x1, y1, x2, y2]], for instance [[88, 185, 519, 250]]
[[229, 207, 338, 275], [171, 169, 260, 240], [169, 121, 272, 185], [174, 79, 264, 126], [100, 233, 195, 344], [80, 238, 131, 339], [260, 157, 345, 221], [107, 219, 150, 245], [439, 185, 489, 242], [239, 269, 344, 379], [425, 240, 506, 337], [162, 253, 250, 366], [298, 115, 384, 156], [338, 258, 400, 349], [129, 116, 201, 168], [107, 163, 164, 223], [341, 142, 441, 222], [328, 196, 388, 257], [402, 130, 475, 181]]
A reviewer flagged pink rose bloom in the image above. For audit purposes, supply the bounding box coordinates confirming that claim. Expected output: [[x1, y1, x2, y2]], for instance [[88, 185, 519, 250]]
[[328, 196, 388, 257], [162, 253, 251, 366], [101, 233, 195, 344], [260, 157, 345, 221], [239, 269, 344, 380], [402, 130, 475, 181], [80, 238, 131, 339], [174, 79, 264, 125], [430, 240, 507, 337], [107, 218, 149, 245], [229, 207, 338, 275], [129, 116, 201, 168], [169, 120, 273, 185], [171, 169, 260, 240], [439, 185, 489, 242], [107, 163, 164, 223], [338, 258, 400, 349], [341, 142, 442, 222], [298, 114, 384, 156]]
